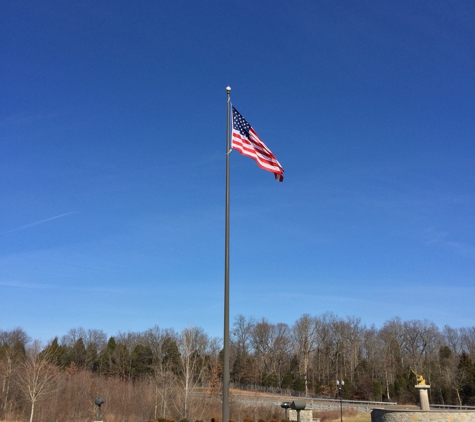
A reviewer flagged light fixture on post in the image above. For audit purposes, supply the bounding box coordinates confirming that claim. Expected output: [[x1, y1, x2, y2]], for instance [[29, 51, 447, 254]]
[[281, 402, 291, 420], [290, 400, 306, 422], [336, 380, 344, 422], [94, 397, 105, 421]]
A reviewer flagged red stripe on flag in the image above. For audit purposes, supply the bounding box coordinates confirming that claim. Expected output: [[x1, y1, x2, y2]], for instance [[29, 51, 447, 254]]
[[232, 130, 284, 181]]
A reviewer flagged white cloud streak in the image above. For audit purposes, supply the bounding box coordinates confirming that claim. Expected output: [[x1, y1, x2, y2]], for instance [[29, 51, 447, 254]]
[[1, 212, 77, 234]]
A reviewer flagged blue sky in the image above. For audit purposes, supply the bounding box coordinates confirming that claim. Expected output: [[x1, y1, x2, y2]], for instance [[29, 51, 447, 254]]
[[1, 0, 474, 343]]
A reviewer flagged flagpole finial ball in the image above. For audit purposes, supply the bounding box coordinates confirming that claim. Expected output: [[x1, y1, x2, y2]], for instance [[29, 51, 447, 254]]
[[226, 86, 231, 92]]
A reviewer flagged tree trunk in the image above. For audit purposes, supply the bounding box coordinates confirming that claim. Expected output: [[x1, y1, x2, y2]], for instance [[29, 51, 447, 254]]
[[385, 376, 391, 401], [154, 386, 158, 419], [29, 400, 35, 422]]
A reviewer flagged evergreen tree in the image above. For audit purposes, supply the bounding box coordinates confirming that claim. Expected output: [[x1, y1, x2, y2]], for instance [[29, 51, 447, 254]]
[[41, 338, 64, 368], [72, 338, 87, 367], [459, 353, 475, 405], [130, 344, 153, 379]]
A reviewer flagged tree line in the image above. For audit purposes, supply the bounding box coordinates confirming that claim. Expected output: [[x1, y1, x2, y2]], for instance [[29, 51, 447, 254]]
[[1, 313, 475, 422]]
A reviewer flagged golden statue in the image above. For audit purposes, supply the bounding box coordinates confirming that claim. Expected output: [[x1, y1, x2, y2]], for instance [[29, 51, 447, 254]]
[[411, 368, 426, 386]]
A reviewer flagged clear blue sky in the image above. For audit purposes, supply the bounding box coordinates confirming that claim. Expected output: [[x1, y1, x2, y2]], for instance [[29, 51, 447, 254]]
[[1, 0, 474, 343]]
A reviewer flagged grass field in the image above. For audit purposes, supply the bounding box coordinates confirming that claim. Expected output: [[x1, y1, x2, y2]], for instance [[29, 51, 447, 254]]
[[341, 413, 371, 422], [314, 409, 371, 422]]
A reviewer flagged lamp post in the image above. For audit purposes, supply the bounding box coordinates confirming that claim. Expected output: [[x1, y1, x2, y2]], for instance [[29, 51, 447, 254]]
[[336, 380, 344, 422], [94, 397, 105, 421], [281, 402, 291, 420], [290, 400, 306, 422]]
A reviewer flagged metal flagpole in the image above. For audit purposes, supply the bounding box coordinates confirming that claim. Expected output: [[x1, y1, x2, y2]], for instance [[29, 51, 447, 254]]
[[223, 86, 231, 422]]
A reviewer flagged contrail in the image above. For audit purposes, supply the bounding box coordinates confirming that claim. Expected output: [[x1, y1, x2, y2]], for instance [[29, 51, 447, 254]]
[[2, 212, 77, 234]]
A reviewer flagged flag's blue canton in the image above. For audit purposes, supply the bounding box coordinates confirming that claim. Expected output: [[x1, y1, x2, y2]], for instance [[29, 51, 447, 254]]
[[233, 107, 250, 138]]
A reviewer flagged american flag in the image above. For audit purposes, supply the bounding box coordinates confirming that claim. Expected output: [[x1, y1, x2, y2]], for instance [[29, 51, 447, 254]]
[[232, 106, 284, 182]]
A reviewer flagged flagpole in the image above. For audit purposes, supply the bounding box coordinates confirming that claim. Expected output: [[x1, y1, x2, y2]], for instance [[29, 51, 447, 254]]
[[223, 86, 231, 422]]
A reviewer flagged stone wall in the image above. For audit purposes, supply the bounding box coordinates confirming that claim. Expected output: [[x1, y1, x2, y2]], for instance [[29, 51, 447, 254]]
[[288, 409, 313, 422], [371, 408, 475, 422]]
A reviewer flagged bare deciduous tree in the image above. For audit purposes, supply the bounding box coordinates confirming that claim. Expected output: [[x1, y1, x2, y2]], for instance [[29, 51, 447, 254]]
[[18, 341, 61, 422], [175, 326, 210, 419], [0, 328, 29, 418], [292, 314, 318, 396]]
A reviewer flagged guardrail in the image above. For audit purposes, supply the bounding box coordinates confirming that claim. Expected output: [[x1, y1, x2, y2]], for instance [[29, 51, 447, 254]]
[[430, 404, 475, 410], [230, 393, 398, 412], [308, 398, 398, 407]]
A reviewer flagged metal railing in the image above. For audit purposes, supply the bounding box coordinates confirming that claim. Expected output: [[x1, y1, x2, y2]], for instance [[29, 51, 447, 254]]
[[430, 404, 475, 410], [224, 391, 398, 413], [308, 397, 397, 407]]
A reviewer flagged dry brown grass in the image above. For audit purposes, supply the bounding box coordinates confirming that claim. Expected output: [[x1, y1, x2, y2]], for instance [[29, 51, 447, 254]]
[[313, 409, 371, 422], [343, 412, 371, 422]]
